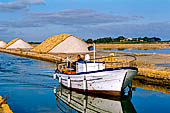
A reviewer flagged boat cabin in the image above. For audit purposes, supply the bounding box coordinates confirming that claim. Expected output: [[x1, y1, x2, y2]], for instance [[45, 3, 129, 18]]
[[76, 61, 105, 73]]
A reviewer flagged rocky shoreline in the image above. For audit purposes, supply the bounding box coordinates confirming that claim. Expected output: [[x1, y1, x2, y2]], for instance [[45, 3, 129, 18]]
[[0, 96, 13, 113]]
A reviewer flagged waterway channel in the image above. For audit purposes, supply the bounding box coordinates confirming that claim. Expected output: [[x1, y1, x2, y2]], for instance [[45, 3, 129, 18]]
[[0, 52, 169, 113], [97, 48, 170, 54]]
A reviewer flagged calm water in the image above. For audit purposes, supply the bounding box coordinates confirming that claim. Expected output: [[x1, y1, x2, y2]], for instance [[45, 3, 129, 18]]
[[0, 52, 170, 113], [156, 64, 170, 67], [98, 48, 170, 54]]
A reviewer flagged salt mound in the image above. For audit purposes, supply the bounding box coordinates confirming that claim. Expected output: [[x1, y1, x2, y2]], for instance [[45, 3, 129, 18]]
[[32, 34, 89, 53], [0, 40, 7, 48], [3, 38, 33, 49]]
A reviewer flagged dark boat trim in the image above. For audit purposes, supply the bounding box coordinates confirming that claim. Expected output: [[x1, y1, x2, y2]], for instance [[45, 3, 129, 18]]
[[61, 84, 121, 96], [121, 72, 128, 91], [60, 78, 103, 82]]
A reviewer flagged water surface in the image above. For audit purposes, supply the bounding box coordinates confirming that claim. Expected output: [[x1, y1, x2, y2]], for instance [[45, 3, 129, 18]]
[[98, 48, 170, 54], [0, 52, 169, 113], [156, 64, 170, 67]]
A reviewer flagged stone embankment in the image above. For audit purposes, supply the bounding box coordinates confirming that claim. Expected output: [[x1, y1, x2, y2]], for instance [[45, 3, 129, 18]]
[[97, 50, 170, 82], [0, 48, 64, 63], [132, 79, 170, 94]]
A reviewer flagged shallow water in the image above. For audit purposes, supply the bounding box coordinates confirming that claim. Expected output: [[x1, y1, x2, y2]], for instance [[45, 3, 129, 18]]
[[156, 64, 170, 67], [98, 48, 170, 54], [0, 52, 170, 113]]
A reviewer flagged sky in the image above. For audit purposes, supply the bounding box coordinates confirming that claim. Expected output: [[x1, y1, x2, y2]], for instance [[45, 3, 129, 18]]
[[0, 0, 170, 42]]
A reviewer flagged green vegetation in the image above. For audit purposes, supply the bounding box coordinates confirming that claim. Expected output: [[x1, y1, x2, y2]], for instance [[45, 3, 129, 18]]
[[85, 36, 162, 44], [28, 42, 41, 44]]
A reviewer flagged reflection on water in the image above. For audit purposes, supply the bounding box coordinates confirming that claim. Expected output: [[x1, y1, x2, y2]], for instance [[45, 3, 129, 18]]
[[133, 79, 170, 94], [156, 64, 170, 67], [98, 48, 170, 54], [54, 86, 136, 113]]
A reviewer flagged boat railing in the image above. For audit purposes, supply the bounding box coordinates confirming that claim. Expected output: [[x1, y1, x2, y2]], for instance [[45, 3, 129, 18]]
[[55, 54, 137, 74], [90, 54, 137, 68]]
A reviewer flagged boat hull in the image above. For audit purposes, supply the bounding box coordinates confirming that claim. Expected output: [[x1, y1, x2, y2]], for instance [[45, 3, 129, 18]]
[[55, 67, 138, 95]]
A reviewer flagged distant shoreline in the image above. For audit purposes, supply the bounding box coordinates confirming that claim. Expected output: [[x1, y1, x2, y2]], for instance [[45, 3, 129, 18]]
[[89, 43, 170, 49]]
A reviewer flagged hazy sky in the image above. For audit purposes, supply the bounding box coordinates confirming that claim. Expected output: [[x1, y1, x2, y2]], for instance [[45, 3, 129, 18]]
[[0, 0, 170, 42]]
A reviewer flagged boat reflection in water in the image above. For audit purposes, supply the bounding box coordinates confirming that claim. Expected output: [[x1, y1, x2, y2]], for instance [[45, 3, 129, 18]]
[[54, 86, 136, 113]]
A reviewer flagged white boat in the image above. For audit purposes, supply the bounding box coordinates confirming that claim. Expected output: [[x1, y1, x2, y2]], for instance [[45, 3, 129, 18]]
[[53, 54, 138, 95], [54, 86, 137, 113]]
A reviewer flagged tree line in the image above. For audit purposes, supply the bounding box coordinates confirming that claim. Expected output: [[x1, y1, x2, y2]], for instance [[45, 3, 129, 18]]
[[85, 36, 162, 44]]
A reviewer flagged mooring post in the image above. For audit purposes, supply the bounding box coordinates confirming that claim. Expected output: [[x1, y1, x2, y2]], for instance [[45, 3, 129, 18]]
[[83, 76, 87, 91], [68, 76, 71, 88], [59, 75, 62, 83], [53, 87, 57, 94], [53, 73, 57, 79]]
